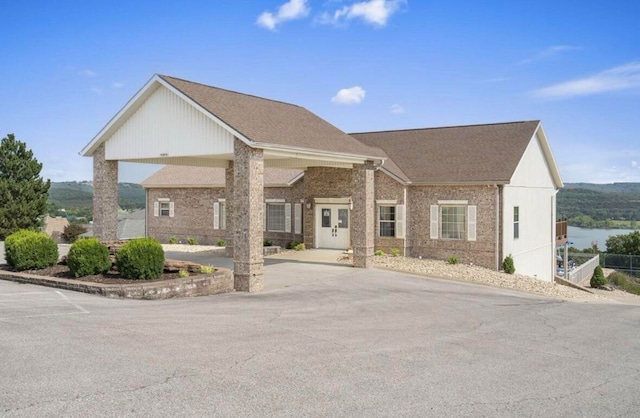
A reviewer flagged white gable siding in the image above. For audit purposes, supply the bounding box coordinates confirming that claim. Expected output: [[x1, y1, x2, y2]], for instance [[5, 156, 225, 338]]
[[105, 85, 234, 160], [502, 132, 557, 282]]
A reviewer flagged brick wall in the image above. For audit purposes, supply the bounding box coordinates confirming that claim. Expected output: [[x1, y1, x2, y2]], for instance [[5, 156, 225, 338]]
[[407, 185, 498, 269]]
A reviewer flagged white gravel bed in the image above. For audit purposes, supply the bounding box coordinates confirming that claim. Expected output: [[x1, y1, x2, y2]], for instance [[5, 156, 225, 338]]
[[373, 256, 598, 300], [161, 244, 222, 253]]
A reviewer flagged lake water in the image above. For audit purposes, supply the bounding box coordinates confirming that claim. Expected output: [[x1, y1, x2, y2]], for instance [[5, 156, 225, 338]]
[[567, 226, 638, 251]]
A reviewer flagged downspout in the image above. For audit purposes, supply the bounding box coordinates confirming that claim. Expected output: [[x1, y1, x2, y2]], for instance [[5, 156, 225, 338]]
[[403, 185, 408, 257], [495, 185, 500, 271], [144, 188, 148, 238]]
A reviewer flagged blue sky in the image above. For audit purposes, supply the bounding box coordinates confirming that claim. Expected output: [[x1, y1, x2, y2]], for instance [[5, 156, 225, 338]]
[[1, 0, 639, 184]]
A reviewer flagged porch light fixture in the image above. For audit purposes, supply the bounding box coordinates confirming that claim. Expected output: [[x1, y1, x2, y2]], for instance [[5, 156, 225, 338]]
[[349, 198, 353, 210], [306, 200, 311, 209]]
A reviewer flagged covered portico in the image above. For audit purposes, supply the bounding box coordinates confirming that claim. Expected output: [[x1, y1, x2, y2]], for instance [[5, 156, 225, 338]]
[[81, 74, 381, 292]]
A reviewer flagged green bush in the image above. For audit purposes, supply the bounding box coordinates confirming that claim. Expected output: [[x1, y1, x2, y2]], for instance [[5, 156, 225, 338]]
[[447, 256, 459, 265], [263, 239, 273, 247], [390, 247, 400, 257], [186, 237, 198, 245], [177, 269, 189, 278], [115, 238, 165, 280], [67, 238, 111, 278], [590, 265, 607, 288], [200, 265, 214, 274], [168, 236, 178, 244], [293, 243, 305, 251], [374, 249, 385, 256], [4, 229, 58, 270], [608, 271, 640, 295], [61, 223, 87, 244], [216, 239, 226, 247], [502, 255, 515, 274], [286, 240, 300, 250]]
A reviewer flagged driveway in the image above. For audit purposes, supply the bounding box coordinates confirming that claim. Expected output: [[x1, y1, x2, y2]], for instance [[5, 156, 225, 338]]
[[1, 264, 639, 417]]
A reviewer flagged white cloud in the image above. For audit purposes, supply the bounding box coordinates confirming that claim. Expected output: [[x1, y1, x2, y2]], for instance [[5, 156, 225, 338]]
[[79, 69, 97, 78], [531, 62, 640, 99], [112, 82, 124, 89], [257, 0, 310, 31], [90, 86, 103, 95], [519, 45, 580, 65], [331, 86, 366, 104], [632, 160, 639, 169], [390, 104, 404, 114], [320, 0, 405, 27]]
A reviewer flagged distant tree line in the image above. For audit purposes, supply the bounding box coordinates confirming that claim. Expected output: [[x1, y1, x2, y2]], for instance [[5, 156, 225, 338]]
[[557, 186, 640, 228]]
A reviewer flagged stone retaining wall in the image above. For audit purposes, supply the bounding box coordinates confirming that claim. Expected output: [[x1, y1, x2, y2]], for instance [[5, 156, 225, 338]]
[[0, 268, 234, 300]]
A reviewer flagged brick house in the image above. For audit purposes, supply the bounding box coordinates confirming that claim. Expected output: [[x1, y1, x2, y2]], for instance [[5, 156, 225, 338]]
[[81, 74, 562, 291]]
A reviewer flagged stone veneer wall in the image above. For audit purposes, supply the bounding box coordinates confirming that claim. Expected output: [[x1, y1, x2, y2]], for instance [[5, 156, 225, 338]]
[[146, 187, 226, 245], [303, 167, 353, 248], [351, 163, 375, 267], [407, 185, 498, 269], [92, 144, 118, 241], [374, 170, 406, 255]]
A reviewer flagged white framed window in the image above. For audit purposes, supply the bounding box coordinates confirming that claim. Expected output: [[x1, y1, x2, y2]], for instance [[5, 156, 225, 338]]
[[379, 206, 396, 237], [441, 206, 466, 239], [266, 203, 285, 232], [153, 200, 174, 217], [213, 201, 226, 230], [430, 203, 476, 241], [513, 206, 519, 239], [377, 204, 405, 238]]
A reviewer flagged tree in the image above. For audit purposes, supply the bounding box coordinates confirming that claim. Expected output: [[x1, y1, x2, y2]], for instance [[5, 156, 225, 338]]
[[605, 231, 640, 255], [0, 134, 50, 240]]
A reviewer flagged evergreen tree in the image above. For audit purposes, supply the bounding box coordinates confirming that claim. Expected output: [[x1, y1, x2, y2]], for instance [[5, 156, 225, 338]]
[[0, 134, 51, 239]]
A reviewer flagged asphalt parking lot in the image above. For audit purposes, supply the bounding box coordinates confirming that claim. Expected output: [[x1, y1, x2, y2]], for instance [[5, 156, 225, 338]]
[[1, 260, 640, 417]]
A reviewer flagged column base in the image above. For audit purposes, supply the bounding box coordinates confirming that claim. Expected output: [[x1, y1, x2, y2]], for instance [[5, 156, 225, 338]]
[[353, 247, 374, 268], [233, 261, 264, 292]]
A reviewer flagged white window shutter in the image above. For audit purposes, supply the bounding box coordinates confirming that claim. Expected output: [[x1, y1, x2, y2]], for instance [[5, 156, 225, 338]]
[[263, 203, 267, 231], [430, 205, 439, 239], [396, 204, 405, 239], [153, 202, 159, 217], [169, 202, 175, 218], [285, 203, 292, 233], [468, 205, 477, 241], [294, 203, 302, 234], [213, 202, 220, 229]]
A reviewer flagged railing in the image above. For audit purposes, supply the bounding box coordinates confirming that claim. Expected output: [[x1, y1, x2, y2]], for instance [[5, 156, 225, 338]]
[[567, 255, 600, 285], [601, 253, 640, 278], [556, 219, 568, 245]]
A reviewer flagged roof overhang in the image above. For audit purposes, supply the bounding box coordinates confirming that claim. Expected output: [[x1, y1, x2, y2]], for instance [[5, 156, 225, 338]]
[[532, 122, 564, 189]]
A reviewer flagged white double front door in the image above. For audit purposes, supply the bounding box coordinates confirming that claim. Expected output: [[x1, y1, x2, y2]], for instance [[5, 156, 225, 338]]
[[315, 204, 350, 249]]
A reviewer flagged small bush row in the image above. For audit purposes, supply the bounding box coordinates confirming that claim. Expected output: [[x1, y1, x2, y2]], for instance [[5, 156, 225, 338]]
[[4, 230, 58, 270]]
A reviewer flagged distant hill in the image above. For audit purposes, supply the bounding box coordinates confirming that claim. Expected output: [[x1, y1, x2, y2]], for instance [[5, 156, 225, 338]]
[[48, 181, 145, 210], [558, 183, 640, 223]]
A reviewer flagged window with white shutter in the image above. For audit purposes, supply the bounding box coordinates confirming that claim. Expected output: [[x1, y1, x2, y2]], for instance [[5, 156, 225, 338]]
[[430, 205, 439, 239]]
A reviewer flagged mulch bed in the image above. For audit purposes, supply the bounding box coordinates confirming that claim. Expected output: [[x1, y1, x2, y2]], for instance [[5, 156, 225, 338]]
[[0, 263, 193, 285]]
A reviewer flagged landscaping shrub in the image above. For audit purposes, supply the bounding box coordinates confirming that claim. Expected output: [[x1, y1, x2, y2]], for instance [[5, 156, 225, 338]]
[[178, 269, 189, 278], [286, 240, 300, 250], [263, 239, 273, 247], [216, 239, 226, 247], [293, 243, 305, 251], [200, 265, 214, 274], [4, 229, 58, 270], [186, 237, 198, 245], [607, 271, 640, 295], [61, 223, 87, 244], [115, 238, 164, 280], [502, 255, 515, 274], [67, 238, 111, 278], [447, 256, 459, 265], [390, 247, 400, 257], [374, 249, 385, 256], [590, 265, 606, 288], [168, 236, 178, 244]]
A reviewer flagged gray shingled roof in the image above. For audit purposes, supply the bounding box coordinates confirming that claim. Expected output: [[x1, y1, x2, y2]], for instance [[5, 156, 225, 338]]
[[141, 165, 303, 188], [351, 121, 541, 184], [159, 75, 384, 159]]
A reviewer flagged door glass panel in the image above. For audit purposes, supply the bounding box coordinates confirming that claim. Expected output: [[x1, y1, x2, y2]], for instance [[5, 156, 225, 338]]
[[322, 208, 331, 228], [338, 209, 349, 229]]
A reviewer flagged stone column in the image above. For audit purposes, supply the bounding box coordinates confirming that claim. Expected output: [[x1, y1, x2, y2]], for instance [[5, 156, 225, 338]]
[[92, 144, 118, 242], [351, 162, 375, 268], [225, 161, 234, 258], [233, 139, 264, 292]]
